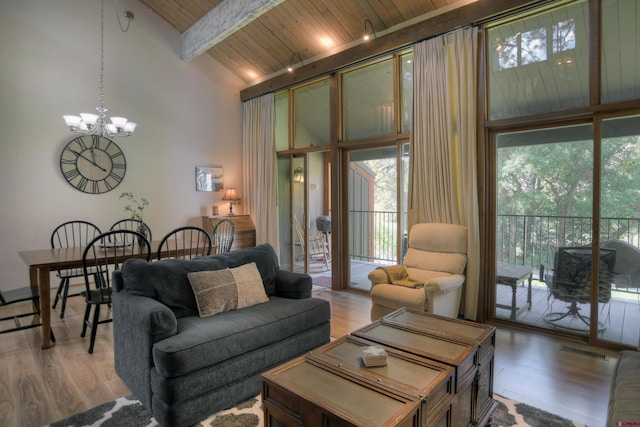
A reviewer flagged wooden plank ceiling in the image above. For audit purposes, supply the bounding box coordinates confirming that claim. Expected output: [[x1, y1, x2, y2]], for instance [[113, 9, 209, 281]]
[[138, 0, 461, 86]]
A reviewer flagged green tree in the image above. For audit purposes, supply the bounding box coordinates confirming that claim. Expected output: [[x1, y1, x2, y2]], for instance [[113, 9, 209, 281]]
[[498, 136, 640, 218]]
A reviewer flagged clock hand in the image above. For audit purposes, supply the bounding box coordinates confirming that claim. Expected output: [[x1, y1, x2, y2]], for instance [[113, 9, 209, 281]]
[[69, 149, 107, 172]]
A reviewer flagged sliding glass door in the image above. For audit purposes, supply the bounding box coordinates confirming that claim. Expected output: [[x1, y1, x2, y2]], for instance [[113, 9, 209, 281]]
[[347, 144, 409, 292], [494, 118, 640, 347], [495, 124, 596, 333], [598, 115, 640, 347]]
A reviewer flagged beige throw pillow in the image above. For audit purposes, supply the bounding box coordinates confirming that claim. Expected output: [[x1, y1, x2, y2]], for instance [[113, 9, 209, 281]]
[[188, 262, 269, 317]]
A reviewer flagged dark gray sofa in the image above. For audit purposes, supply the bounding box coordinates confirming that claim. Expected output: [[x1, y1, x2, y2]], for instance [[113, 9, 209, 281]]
[[607, 349, 640, 426], [112, 244, 331, 427]]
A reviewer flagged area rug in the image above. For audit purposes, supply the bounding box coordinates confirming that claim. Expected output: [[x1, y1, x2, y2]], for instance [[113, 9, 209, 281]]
[[312, 275, 358, 288], [312, 275, 333, 288], [45, 393, 587, 427]]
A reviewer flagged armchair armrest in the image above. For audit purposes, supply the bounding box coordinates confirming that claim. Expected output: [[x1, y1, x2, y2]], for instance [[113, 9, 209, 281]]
[[274, 269, 312, 299], [368, 267, 394, 288], [424, 274, 465, 294]]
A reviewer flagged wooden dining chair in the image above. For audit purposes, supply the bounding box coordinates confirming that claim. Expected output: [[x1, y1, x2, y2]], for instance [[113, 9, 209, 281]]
[[50, 220, 102, 318], [0, 285, 55, 342], [81, 230, 151, 354], [211, 219, 235, 253], [109, 218, 152, 243], [157, 226, 212, 260]]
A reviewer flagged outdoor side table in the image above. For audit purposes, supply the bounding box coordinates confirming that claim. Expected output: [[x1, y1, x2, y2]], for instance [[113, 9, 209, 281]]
[[496, 263, 533, 320]]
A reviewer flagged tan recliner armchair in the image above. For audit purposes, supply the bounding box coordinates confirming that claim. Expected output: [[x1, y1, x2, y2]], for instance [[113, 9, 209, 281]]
[[368, 223, 467, 321]]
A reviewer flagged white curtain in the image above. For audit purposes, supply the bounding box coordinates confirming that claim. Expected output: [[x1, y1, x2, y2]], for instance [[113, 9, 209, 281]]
[[409, 28, 480, 320], [242, 93, 279, 252]]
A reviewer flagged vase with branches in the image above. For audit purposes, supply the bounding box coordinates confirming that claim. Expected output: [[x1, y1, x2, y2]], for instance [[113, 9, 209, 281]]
[[120, 192, 150, 242]]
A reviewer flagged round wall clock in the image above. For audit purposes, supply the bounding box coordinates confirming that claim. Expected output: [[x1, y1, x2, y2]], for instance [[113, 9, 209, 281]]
[[59, 135, 127, 194]]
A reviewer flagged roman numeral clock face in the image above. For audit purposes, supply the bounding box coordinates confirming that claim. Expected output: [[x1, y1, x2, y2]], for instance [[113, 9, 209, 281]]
[[60, 135, 126, 194]]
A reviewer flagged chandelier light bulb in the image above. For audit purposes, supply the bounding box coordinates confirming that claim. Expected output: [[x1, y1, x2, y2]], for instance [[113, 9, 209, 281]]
[[110, 116, 128, 127]]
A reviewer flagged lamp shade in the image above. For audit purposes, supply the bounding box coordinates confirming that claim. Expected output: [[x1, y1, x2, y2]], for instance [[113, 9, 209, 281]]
[[222, 188, 239, 201]]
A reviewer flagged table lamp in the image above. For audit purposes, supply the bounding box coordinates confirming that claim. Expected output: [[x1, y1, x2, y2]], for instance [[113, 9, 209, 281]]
[[222, 188, 239, 215]]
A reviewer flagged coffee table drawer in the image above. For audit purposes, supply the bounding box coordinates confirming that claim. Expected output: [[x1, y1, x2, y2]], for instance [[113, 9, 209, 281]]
[[262, 357, 422, 427], [307, 335, 455, 423]]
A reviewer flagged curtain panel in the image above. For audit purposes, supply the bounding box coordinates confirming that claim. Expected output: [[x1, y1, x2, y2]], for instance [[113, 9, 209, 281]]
[[409, 27, 480, 320], [241, 93, 279, 252]]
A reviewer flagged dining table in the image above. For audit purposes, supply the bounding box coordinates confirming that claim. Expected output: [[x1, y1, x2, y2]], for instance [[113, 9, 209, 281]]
[[19, 241, 214, 349]]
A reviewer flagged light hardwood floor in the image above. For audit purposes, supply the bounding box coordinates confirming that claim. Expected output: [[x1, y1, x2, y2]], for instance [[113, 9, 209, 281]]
[[0, 287, 617, 427]]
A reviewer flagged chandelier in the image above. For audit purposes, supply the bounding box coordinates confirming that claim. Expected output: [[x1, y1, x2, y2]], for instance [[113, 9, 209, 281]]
[[63, 0, 137, 138]]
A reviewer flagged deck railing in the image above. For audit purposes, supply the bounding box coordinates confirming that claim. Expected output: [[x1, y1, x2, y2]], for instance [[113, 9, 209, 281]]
[[497, 214, 640, 274], [349, 211, 640, 272], [349, 210, 399, 264]]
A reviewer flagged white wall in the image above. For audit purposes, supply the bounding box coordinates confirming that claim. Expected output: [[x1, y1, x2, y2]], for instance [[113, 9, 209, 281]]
[[0, 0, 245, 291]]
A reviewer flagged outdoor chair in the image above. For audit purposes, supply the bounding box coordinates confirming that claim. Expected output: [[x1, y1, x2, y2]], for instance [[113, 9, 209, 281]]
[[541, 246, 616, 332], [602, 240, 640, 300], [368, 222, 467, 321], [292, 214, 330, 271]]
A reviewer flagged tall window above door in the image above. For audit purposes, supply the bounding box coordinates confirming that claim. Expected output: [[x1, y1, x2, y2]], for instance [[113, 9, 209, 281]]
[[275, 92, 289, 152], [601, 0, 640, 104], [294, 79, 330, 149], [400, 52, 414, 134], [342, 57, 395, 141], [487, 0, 589, 120]]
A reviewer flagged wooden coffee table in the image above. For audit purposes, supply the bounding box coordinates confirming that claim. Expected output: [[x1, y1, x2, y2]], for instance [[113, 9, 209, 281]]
[[261, 310, 497, 427]]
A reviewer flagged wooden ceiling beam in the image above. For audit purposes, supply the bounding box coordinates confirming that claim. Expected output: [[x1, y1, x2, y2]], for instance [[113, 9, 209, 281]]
[[182, 0, 285, 61]]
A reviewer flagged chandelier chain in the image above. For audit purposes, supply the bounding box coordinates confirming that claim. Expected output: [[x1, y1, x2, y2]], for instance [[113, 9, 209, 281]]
[[99, 0, 105, 112], [114, 0, 133, 32]]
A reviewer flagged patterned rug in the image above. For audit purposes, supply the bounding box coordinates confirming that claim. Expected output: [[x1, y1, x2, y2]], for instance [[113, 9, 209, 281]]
[[45, 393, 586, 427], [312, 275, 358, 288]]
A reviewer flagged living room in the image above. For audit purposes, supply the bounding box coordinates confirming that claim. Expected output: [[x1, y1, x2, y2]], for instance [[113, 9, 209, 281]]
[[1, 0, 639, 426]]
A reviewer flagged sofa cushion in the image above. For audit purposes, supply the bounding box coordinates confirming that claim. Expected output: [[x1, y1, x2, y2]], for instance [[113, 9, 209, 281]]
[[121, 244, 280, 318], [219, 244, 279, 295], [404, 248, 467, 275], [188, 262, 269, 317], [152, 296, 331, 378]]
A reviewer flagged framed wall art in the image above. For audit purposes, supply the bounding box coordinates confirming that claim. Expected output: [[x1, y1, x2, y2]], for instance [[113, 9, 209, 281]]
[[195, 165, 223, 192]]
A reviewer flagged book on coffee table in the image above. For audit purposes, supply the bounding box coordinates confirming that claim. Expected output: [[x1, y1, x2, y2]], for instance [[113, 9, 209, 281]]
[[361, 345, 388, 367]]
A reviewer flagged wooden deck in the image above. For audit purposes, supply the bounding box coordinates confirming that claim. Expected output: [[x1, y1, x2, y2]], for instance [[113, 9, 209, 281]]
[[495, 279, 640, 346]]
